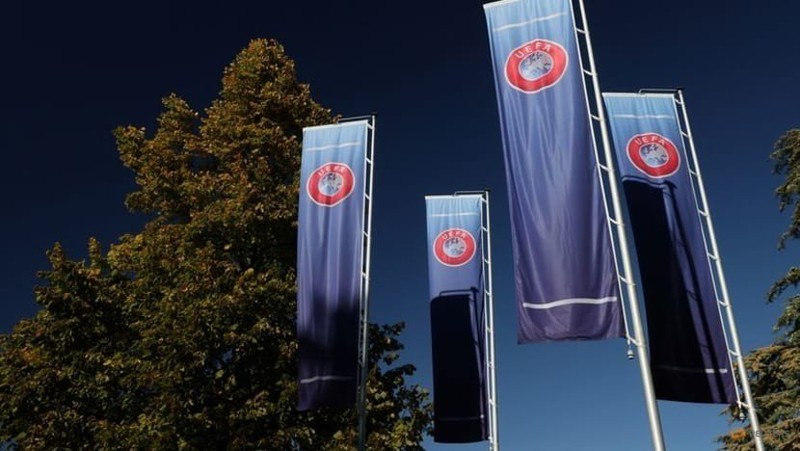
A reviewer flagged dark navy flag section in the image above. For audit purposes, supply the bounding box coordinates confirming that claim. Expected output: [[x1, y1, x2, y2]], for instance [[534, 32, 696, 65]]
[[297, 121, 368, 410], [484, 0, 622, 342], [425, 195, 488, 443], [603, 93, 736, 404]]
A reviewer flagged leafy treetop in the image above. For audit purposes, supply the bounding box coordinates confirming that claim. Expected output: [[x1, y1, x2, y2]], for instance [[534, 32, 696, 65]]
[[0, 39, 431, 450]]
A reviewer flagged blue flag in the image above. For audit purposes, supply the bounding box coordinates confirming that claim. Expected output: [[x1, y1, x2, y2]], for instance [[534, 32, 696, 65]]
[[297, 121, 368, 410], [603, 93, 736, 404], [484, 0, 622, 342], [425, 195, 488, 443]]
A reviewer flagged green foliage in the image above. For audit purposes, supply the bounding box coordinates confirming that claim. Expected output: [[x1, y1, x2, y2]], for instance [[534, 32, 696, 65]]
[[720, 130, 800, 450], [0, 39, 431, 450]]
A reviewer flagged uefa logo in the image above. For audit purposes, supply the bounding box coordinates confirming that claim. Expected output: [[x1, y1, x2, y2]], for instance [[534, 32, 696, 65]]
[[433, 228, 477, 267], [626, 133, 681, 178], [306, 162, 355, 207], [505, 39, 568, 94]]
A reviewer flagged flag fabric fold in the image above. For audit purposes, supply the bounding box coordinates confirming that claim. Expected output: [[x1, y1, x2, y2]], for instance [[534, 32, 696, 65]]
[[297, 121, 368, 410], [484, 0, 622, 342], [603, 93, 736, 404]]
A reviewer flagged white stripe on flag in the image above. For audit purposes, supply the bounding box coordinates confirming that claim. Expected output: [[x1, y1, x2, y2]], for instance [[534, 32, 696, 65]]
[[429, 212, 480, 217], [299, 375, 354, 384], [493, 12, 566, 32], [304, 141, 362, 152], [656, 365, 730, 375], [522, 296, 618, 310], [611, 114, 674, 120]]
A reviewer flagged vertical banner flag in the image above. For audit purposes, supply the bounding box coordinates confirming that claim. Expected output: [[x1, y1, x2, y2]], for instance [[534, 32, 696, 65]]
[[484, 0, 622, 342], [297, 121, 368, 410], [425, 195, 488, 443], [603, 93, 736, 404]]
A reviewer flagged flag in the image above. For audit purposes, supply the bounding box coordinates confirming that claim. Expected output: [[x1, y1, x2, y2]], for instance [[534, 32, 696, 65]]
[[297, 121, 368, 410], [484, 0, 622, 342], [603, 93, 736, 404], [426, 195, 488, 443]]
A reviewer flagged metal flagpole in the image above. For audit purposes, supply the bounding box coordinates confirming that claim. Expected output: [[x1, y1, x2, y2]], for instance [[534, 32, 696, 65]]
[[482, 190, 499, 451], [674, 89, 765, 451], [454, 190, 499, 451], [574, 1, 666, 449], [484, 190, 500, 451], [356, 114, 377, 451]]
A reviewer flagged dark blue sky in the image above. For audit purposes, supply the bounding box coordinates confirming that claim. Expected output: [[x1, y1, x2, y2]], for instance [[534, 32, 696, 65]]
[[2, 1, 799, 449]]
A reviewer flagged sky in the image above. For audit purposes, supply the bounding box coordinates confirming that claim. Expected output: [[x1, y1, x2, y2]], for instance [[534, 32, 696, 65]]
[[1, 0, 799, 449]]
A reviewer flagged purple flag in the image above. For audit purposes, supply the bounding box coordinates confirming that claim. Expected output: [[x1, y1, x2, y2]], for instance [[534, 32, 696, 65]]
[[603, 93, 736, 404], [426, 195, 488, 443], [484, 0, 622, 342], [297, 121, 368, 410]]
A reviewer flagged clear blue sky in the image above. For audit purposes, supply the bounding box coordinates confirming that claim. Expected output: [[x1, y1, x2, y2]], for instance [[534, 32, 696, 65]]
[[1, 1, 798, 449]]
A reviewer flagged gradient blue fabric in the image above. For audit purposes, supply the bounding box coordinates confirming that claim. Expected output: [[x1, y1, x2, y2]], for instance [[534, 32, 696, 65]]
[[603, 93, 736, 404], [484, 0, 622, 342], [425, 195, 488, 443], [297, 121, 368, 410]]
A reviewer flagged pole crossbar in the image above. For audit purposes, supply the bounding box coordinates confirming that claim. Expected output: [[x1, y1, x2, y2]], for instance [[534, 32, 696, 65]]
[[626, 336, 641, 346], [574, 1, 666, 449], [617, 275, 634, 285], [672, 89, 765, 451], [340, 114, 376, 124]]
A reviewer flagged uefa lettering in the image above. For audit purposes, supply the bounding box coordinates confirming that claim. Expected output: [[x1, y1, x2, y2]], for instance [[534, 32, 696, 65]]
[[505, 39, 568, 94], [433, 228, 477, 267], [306, 162, 356, 206], [626, 132, 680, 178]]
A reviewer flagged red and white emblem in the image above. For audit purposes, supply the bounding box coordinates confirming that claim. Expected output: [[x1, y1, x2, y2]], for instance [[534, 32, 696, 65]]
[[306, 162, 355, 206], [433, 228, 476, 267], [505, 39, 568, 94], [626, 133, 681, 178]]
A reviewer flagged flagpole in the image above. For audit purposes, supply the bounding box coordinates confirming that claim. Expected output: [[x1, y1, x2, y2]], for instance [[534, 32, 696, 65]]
[[454, 189, 499, 451], [575, 1, 666, 449], [674, 89, 765, 451], [356, 114, 377, 451], [482, 190, 499, 451]]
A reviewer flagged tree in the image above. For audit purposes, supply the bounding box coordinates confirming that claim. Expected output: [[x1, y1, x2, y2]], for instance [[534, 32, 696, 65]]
[[721, 130, 800, 450], [0, 39, 431, 450]]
